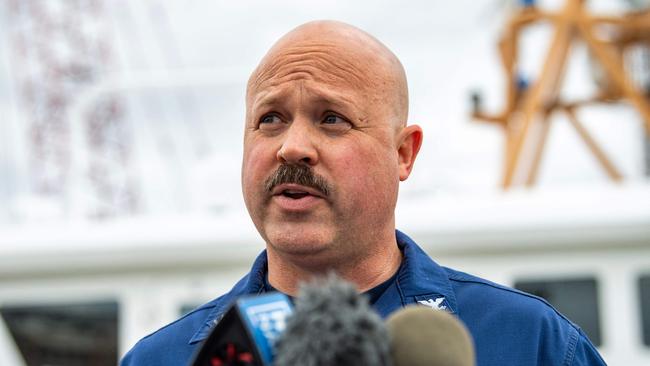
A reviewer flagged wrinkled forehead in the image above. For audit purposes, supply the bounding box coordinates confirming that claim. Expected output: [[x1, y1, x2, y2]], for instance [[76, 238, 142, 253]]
[[261, 45, 356, 87], [247, 39, 392, 104]]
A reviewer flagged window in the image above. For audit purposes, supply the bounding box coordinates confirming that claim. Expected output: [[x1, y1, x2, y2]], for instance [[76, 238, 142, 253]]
[[0, 301, 118, 366], [640, 274, 650, 346], [514, 277, 601, 346]]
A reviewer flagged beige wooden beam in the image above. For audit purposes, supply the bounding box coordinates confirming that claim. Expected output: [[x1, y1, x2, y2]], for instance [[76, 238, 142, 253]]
[[565, 107, 623, 181]]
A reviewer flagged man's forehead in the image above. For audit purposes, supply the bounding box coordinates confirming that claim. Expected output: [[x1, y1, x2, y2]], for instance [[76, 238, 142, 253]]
[[246, 20, 409, 123], [247, 41, 381, 103]]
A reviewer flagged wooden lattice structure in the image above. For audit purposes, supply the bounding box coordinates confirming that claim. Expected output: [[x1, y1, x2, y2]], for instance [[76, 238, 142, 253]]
[[472, 0, 650, 188]]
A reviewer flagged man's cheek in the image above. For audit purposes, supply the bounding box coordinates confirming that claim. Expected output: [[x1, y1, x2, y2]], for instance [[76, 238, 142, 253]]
[[244, 145, 273, 180], [242, 159, 270, 210]]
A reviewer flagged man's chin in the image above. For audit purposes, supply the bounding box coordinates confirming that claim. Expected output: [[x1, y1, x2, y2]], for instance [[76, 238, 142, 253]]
[[264, 226, 337, 257]]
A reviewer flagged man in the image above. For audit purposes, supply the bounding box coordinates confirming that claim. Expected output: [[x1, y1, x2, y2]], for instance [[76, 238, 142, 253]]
[[122, 21, 606, 365]]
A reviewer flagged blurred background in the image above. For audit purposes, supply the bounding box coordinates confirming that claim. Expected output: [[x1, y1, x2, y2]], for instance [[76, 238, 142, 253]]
[[0, 0, 649, 364]]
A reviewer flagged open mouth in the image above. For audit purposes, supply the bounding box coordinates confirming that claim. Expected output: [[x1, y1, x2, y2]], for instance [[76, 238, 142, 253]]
[[281, 189, 311, 199], [271, 183, 324, 204], [271, 184, 323, 210]]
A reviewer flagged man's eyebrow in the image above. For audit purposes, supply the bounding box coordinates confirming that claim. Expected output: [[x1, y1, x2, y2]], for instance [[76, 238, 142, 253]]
[[251, 91, 285, 112], [251, 89, 357, 113], [312, 93, 357, 110], [254, 97, 280, 110]]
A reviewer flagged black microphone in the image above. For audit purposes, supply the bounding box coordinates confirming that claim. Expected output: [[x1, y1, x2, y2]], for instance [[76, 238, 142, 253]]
[[274, 274, 392, 366], [189, 292, 294, 366], [386, 306, 476, 366]]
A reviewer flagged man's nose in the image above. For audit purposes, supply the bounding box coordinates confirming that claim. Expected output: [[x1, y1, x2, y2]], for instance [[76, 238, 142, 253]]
[[277, 120, 319, 165]]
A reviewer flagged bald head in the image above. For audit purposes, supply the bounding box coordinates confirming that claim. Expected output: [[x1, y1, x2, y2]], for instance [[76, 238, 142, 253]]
[[247, 20, 409, 126]]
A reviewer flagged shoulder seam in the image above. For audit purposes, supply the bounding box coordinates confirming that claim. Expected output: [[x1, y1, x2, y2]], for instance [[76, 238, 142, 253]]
[[446, 268, 583, 333], [447, 269, 552, 304]]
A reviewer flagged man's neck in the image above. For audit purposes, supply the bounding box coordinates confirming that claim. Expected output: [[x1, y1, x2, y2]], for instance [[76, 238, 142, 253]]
[[265, 235, 403, 296]]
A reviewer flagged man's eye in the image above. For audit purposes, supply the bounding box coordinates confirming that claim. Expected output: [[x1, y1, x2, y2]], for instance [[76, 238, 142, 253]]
[[323, 114, 344, 124], [260, 114, 281, 124], [320, 113, 352, 133]]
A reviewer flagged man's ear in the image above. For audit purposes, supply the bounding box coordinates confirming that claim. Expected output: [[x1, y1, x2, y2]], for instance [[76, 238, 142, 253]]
[[397, 124, 423, 181]]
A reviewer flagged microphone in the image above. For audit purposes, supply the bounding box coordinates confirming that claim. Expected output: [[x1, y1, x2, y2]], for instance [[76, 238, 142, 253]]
[[386, 306, 476, 366], [189, 292, 293, 366], [274, 274, 392, 366]]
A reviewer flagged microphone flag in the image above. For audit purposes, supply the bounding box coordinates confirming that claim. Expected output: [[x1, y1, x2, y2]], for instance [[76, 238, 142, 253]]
[[190, 292, 293, 366]]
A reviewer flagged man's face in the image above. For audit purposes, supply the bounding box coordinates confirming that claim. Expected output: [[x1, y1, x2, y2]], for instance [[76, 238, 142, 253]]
[[241, 34, 409, 262]]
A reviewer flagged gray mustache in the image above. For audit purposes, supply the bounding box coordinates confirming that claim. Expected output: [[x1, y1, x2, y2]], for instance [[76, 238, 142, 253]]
[[264, 164, 331, 197]]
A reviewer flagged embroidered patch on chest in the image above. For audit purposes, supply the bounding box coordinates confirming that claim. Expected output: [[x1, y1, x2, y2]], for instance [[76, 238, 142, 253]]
[[417, 297, 448, 311]]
